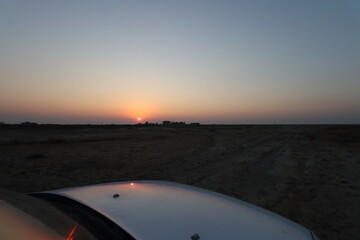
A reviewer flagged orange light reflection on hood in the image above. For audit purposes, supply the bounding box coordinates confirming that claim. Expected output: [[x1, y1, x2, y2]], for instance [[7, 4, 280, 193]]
[[66, 223, 78, 240]]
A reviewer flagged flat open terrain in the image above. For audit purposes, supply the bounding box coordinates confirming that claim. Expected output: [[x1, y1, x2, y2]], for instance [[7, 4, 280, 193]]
[[0, 125, 359, 239]]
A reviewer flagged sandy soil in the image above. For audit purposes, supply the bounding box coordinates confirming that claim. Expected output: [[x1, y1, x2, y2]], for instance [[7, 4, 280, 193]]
[[0, 125, 359, 240]]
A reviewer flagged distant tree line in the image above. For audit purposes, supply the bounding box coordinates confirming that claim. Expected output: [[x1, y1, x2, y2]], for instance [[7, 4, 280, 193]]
[[21, 121, 38, 126], [0, 121, 201, 128], [135, 121, 200, 127], [162, 121, 200, 126]]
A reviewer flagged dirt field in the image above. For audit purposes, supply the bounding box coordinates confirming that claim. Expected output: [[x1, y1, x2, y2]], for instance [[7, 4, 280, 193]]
[[0, 125, 359, 240]]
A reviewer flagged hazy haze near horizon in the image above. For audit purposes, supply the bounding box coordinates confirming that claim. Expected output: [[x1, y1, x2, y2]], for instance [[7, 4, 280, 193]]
[[1, 0, 359, 124]]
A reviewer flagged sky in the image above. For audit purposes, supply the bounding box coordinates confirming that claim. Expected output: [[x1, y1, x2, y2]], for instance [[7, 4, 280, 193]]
[[1, 0, 359, 124]]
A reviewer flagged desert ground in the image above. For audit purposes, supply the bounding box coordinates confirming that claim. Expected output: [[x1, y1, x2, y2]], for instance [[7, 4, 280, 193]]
[[0, 124, 359, 240]]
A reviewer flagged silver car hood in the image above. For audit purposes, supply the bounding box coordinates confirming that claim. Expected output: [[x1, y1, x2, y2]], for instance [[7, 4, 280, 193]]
[[44, 181, 312, 240]]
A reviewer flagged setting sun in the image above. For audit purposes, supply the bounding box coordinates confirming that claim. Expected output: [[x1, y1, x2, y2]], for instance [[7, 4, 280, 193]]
[[137, 117, 141, 121]]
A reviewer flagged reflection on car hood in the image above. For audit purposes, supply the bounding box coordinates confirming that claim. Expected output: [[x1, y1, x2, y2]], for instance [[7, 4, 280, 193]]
[[44, 181, 312, 240]]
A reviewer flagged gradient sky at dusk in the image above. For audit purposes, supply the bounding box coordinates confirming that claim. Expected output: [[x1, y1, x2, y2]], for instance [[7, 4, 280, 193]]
[[1, 0, 359, 124]]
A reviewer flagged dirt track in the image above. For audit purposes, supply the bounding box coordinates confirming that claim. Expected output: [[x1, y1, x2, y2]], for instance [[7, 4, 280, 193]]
[[0, 125, 359, 240]]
